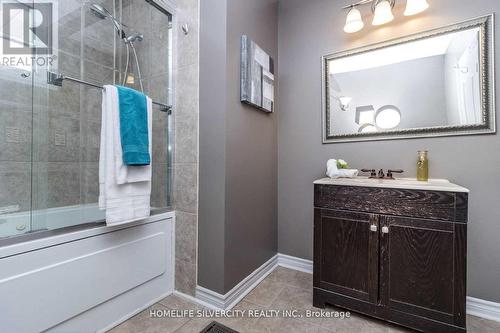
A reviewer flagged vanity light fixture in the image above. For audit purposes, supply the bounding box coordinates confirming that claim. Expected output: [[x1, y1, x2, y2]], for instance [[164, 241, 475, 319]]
[[404, 0, 429, 16], [372, 0, 395, 26], [342, 0, 429, 33], [338, 96, 353, 111], [344, 6, 364, 33]]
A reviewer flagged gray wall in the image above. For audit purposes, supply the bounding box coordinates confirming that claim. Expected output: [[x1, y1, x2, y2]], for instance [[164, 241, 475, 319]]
[[278, 0, 500, 302], [199, 0, 228, 294], [199, 0, 278, 294]]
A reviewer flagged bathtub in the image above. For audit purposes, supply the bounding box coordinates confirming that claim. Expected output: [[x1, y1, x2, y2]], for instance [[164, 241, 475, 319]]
[[0, 204, 106, 239], [0, 210, 175, 333]]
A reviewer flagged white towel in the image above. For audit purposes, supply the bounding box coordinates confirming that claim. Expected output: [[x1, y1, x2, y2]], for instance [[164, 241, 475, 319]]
[[99, 85, 152, 226], [326, 159, 359, 179]]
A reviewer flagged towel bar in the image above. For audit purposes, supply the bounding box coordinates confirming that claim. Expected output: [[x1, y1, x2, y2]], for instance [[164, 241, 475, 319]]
[[47, 71, 172, 113]]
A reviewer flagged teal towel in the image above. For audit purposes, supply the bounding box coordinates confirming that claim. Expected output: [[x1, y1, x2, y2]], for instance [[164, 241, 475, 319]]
[[116, 85, 150, 165]]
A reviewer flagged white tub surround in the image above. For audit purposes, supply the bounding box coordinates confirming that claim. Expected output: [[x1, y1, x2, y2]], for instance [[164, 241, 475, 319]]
[[0, 212, 174, 333]]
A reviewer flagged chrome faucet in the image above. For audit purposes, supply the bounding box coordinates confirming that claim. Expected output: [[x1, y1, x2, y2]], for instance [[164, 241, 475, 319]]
[[362, 169, 404, 179], [361, 169, 377, 178], [387, 169, 404, 179]]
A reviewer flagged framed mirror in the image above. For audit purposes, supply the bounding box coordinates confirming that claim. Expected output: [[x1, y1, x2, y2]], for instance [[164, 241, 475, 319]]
[[322, 15, 495, 143]]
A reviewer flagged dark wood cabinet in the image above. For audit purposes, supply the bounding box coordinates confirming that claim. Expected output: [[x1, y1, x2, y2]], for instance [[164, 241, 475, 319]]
[[314, 182, 468, 333], [315, 210, 379, 304]]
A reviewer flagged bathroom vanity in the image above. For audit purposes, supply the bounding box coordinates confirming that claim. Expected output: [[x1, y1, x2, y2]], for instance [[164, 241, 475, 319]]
[[313, 177, 469, 333]]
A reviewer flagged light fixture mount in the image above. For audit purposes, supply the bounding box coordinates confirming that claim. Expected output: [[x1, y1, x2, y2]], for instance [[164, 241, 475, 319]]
[[371, 0, 395, 13]]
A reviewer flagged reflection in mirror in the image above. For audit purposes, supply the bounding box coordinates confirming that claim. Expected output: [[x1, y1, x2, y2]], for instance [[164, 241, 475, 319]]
[[359, 124, 378, 133], [375, 106, 401, 129], [323, 15, 495, 143]]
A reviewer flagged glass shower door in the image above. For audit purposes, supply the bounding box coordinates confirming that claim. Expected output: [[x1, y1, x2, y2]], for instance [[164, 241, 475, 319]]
[[1, 0, 173, 240], [0, 64, 34, 238], [31, 0, 116, 232], [0, 0, 35, 238]]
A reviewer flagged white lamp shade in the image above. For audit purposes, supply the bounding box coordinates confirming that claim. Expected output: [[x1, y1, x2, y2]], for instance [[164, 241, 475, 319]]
[[338, 96, 353, 110], [372, 0, 394, 26], [344, 7, 364, 33], [404, 0, 430, 16]]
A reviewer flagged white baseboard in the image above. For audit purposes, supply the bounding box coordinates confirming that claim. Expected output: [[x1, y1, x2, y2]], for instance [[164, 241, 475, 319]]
[[276, 254, 500, 324], [467, 296, 500, 323], [195, 254, 279, 310], [173, 290, 221, 310], [277, 253, 313, 274], [193, 253, 311, 310], [194, 253, 500, 324]]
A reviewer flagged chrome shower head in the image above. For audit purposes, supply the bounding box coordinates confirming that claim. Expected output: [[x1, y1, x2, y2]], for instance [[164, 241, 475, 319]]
[[125, 33, 144, 44], [90, 4, 110, 20], [90, 3, 124, 36]]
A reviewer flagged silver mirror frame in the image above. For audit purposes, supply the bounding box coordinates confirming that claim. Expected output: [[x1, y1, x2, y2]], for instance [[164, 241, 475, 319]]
[[322, 14, 496, 144]]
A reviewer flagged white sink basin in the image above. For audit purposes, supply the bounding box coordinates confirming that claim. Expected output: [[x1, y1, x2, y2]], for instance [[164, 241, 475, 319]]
[[314, 177, 469, 193]]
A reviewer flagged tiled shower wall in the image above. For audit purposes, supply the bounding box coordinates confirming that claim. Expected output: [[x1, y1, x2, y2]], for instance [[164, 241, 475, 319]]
[[173, 0, 199, 295], [119, 0, 172, 209]]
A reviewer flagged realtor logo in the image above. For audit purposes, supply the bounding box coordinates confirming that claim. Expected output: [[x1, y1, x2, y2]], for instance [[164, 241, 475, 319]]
[[2, 1, 54, 55]]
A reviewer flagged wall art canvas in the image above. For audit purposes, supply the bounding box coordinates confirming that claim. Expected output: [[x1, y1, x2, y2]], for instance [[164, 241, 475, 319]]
[[240, 35, 275, 113]]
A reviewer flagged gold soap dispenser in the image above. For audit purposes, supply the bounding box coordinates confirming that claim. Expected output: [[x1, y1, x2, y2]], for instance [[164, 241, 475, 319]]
[[417, 150, 429, 181]]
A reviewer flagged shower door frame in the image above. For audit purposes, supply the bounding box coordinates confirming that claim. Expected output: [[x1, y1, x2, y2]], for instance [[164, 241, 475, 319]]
[[153, 0, 177, 209]]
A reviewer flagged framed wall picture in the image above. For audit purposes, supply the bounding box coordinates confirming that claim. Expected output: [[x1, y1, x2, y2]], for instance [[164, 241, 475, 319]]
[[240, 35, 275, 113]]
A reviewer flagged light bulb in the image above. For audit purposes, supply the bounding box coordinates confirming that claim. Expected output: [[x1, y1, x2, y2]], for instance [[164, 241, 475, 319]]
[[372, 0, 394, 26], [404, 0, 430, 16], [344, 7, 364, 33]]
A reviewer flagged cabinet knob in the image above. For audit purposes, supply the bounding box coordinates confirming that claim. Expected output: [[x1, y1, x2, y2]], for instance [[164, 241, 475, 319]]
[[382, 226, 389, 234], [370, 225, 378, 232]]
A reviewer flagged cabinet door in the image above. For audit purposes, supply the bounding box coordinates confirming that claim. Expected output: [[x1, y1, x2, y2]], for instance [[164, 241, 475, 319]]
[[314, 209, 379, 304], [380, 216, 466, 327]]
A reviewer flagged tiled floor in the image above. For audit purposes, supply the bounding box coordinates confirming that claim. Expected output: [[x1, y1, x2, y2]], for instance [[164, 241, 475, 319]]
[[110, 267, 500, 333]]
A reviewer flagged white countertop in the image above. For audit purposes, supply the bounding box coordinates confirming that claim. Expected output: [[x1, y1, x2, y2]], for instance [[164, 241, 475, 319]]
[[314, 177, 469, 193]]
